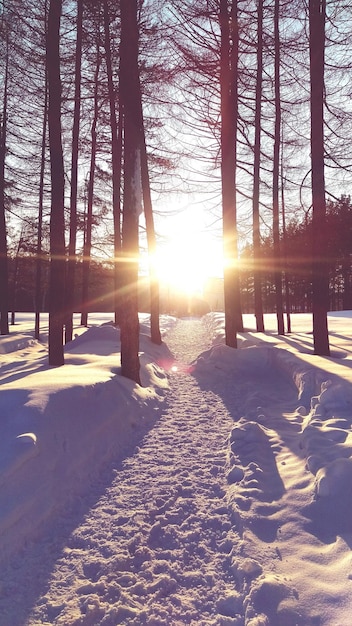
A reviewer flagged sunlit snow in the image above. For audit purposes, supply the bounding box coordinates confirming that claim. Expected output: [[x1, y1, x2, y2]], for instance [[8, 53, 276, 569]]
[[1, 311, 352, 625]]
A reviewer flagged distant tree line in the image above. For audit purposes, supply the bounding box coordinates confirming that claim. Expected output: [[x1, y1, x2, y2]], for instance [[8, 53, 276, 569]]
[[240, 195, 352, 315], [7, 194, 352, 317]]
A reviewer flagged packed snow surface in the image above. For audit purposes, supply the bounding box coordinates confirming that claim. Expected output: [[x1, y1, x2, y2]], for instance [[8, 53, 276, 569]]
[[1, 311, 352, 625]]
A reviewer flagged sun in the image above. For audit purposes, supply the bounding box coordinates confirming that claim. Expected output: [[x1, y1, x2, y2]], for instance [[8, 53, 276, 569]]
[[153, 235, 223, 296]]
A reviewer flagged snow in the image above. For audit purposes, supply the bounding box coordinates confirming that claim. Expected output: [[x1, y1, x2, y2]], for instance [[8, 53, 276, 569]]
[[1, 310, 352, 625]]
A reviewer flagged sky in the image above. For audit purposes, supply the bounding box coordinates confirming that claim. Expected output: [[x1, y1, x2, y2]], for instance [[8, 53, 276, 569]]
[[1, 311, 352, 625]]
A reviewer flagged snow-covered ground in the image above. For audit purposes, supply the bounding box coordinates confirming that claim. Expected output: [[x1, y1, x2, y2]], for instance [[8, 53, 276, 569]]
[[1, 311, 352, 625]]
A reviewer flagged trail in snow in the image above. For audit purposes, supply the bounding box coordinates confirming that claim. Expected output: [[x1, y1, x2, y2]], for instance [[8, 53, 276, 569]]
[[2, 315, 352, 625], [22, 319, 242, 625]]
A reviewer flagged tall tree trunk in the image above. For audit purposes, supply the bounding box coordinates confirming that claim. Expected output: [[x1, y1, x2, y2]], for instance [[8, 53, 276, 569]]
[[35, 56, 48, 341], [105, 0, 161, 344], [253, 0, 264, 332], [141, 129, 162, 345], [0, 32, 9, 336], [103, 0, 123, 325], [134, 42, 161, 344], [309, 0, 330, 355], [273, 0, 284, 334], [47, 0, 65, 366], [219, 0, 241, 348], [280, 148, 291, 333], [11, 231, 23, 325], [81, 40, 100, 327], [65, 0, 83, 343], [119, 0, 141, 383], [230, 0, 243, 333]]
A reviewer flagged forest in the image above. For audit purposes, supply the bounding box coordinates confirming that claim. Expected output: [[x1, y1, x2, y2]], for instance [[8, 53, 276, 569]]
[[0, 0, 352, 379]]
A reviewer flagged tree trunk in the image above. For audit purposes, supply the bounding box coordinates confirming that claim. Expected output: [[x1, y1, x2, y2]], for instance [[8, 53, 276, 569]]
[[0, 32, 9, 336], [230, 0, 243, 333], [280, 154, 291, 333], [81, 39, 100, 327], [103, 0, 123, 326], [273, 0, 284, 335], [309, 0, 330, 355], [65, 0, 83, 343], [35, 53, 48, 341], [219, 0, 241, 348], [252, 0, 264, 333], [141, 131, 162, 345], [119, 0, 141, 383], [47, 0, 65, 366], [11, 231, 24, 325]]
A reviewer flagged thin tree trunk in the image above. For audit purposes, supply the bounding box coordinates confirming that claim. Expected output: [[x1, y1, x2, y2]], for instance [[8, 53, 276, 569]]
[[253, 0, 264, 333], [81, 39, 100, 327], [0, 32, 9, 336], [65, 0, 83, 343], [35, 23, 49, 341], [280, 148, 291, 333], [309, 0, 330, 355], [47, 0, 65, 366], [141, 131, 162, 345], [230, 0, 243, 333], [103, 0, 123, 325], [11, 231, 23, 325], [134, 46, 161, 344], [273, 0, 284, 334], [119, 0, 141, 383], [105, 0, 161, 345], [219, 0, 240, 348]]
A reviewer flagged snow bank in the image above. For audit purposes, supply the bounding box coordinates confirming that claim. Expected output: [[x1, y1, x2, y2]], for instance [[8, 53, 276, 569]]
[[194, 331, 352, 500], [0, 321, 171, 564], [192, 316, 352, 624]]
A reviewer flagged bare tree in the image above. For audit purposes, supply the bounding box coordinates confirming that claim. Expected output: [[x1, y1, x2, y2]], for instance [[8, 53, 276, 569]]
[[309, 0, 330, 355], [103, 0, 123, 325], [219, 0, 240, 348], [47, 0, 65, 366], [81, 37, 101, 327], [65, 0, 83, 344], [252, 0, 264, 333], [34, 57, 48, 341], [119, 0, 141, 383], [272, 0, 284, 334], [0, 29, 9, 336]]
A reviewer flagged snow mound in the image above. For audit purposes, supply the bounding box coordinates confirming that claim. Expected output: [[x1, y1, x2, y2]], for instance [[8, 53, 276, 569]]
[[0, 322, 171, 564], [0, 333, 37, 353]]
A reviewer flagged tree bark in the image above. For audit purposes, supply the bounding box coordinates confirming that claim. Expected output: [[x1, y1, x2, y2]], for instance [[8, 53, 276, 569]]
[[103, 0, 123, 325], [65, 0, 83, 343], [47, 0, 65, 366], [35, 53, 48, 341], [309, 0, 330, 355], [119, 0, 141, 383], [0, 32, 9, 336], [140, 133, 162, 345], [219, 0, 241, 348], [280, 152, 291, 333], [253, 0, 264, 333], [273, 0, 284, 335], [81, 39, 100, 327]]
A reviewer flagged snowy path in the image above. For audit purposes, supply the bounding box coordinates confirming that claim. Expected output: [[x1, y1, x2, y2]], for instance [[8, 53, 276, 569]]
[[2, 315, 352, 625], [14, 319, 243, 626]]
